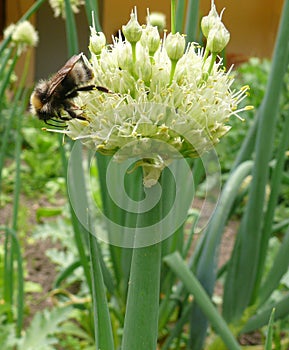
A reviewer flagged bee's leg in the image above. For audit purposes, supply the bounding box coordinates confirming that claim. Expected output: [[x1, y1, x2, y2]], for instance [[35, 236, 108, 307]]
[[64, 106, 86, 121], [62, 100, 87, 121], [76, 84, 96, 92], [55, 111, 71, 121], [65, 85, 95, 99], [44, 120, 67, 128], [69, 110, 86, 120]]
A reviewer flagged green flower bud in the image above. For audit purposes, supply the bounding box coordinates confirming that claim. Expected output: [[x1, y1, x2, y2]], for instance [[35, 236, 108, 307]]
[[116, 42, 132, 70], [201, 0, 219, 38], [135, 51, 152, 83], [122, 11, 142, 44], [165, 33, 186, 61], [140, 25, 160, 56], [89, 28, 106, 55], [206, 22, 230, 53]]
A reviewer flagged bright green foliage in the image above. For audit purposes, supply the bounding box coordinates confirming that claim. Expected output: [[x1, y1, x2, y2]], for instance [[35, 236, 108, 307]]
[[17, 307, 73, 350]]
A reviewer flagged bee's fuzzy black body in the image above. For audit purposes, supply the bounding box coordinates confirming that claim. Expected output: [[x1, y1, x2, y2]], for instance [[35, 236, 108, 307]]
[[30, 53, 95, 125]]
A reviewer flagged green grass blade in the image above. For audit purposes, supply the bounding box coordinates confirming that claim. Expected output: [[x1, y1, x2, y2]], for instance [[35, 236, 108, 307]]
[[182, 212, 199, 258], [162, 303, 192, 350], [0, 55, 19, 192], [54, 251, 115, 295], [122, 169, 173, 350], [84, 0, 102, 30], [0, 50, 30, 193], [54, 260, 82, 288], [232, 113, 258, 169], [121, 243, 162, 350], [189, 160, 253, 347], [191, 157, 205, 190], [164, 252, 241, 350], [158, 160, 195, 333], [96, 154, 123, 289], [61, 140, 92, 291], [254, 114, 289, 300], [10, 229, 24, 338], [265, 308, 275, 350], [11, 106, 23, 231], [64, 0, 79, 55], [272, 218, 289, 233], [120, 168, 146, 300], [1, 55, 30, 332], [259, 227, 289, 305], [194, 160, 253, 292], [3, 229, 14, 323], [242, 294, 289, 333], [2, 227, 24, 337], [18, 0, 46, 22], [223, 0, 289, 322], [176, 0, 186, 33], [12, 52, 31, 231], [0, 52, 19, 106], [185, 0, 200, 42], [0, 47, 13, 83], [89, 234, 114, 350], [171, 0, 176, 33]]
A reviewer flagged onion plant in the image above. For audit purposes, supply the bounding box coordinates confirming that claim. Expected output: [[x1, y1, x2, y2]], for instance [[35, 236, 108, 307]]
[[55, 1, 252, 349], [1, 0, 289, 348]]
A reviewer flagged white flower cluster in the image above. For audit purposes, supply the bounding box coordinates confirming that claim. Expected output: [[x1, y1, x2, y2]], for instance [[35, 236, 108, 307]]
[[49, 0, 85, 19], [64, 5, 252, 187], [4, 21, 38, 53]]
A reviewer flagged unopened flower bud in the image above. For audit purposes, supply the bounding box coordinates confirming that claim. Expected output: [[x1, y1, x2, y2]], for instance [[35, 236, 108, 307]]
[[206, 22, 230, 53], [89, 28, 106, 55], [165, 33, 186, 61], [122, 11, 142, 44], [116, 42, 132, 70], [140, 25, 160, 55], [135, 51, 152, 83], [201, 0, 219, 38]]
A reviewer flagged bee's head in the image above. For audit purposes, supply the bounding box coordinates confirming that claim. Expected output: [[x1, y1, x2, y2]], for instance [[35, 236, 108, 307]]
[[30, 91, 43, 111], [30, 80, 50, 118]]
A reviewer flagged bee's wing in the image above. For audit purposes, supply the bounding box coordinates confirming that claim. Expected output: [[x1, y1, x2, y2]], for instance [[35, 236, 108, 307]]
[[47, 53, 83, 97]]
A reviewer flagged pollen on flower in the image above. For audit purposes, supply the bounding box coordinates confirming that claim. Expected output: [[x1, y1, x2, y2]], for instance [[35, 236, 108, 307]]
[[47, 5, 252, 187]]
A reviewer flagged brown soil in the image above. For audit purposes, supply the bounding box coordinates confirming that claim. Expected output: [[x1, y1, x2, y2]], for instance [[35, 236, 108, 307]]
[[24, 238, 58, 326]]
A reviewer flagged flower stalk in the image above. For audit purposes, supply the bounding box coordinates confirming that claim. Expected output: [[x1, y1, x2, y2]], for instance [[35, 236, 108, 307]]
[[171, 0, 176, 34]]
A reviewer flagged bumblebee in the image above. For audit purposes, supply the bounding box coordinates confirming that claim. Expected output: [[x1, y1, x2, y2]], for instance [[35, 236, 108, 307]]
[[30, 53, 96, 126]]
